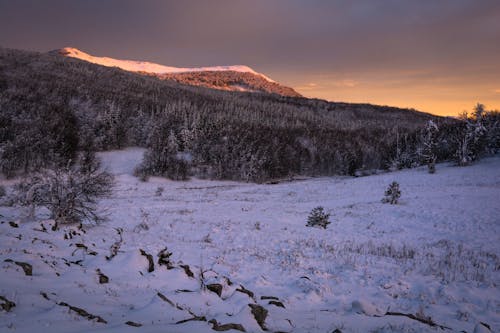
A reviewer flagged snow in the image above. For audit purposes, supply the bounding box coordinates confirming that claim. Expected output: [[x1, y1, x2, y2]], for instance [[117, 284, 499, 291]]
[[59, 47, 275, 82], [1, 149, 499, 332]]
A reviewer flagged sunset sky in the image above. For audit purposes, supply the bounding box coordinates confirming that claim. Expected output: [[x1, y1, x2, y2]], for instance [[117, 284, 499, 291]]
[[1, 0, 499, 116]]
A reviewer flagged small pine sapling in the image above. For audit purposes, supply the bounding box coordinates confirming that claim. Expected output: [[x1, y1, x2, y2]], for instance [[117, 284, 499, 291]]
[[306, 206, 331, 229], [382, 181, 401, 204]]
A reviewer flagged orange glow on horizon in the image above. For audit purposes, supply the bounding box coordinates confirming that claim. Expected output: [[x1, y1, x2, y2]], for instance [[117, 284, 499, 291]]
[[295, 89, 500, 117], [284, 69, 500, 117]]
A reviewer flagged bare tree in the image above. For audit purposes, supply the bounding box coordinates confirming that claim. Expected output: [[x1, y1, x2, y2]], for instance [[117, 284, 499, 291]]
[[420, 120, 439, 173], [454, 105, 487, 166], [17, 155, 113, 230]]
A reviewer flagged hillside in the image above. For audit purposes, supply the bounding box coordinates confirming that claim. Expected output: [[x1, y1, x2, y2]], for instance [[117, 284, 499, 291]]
[[0, 150, 498, 332], [57, 47, 301, 97], [155, 70, 301, 97], [0, 47, 440, 181]]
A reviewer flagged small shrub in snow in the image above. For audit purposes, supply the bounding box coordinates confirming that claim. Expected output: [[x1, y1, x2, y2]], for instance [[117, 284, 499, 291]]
[[306, 206, 331, 229], [382, 181, 401, 204], [0, 185, 5, 198], [254, 221, 261, 231], [202, 233, 212, 243], [155, 186, 164, 197]]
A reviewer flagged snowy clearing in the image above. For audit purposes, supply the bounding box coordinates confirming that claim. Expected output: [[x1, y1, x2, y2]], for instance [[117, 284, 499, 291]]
[[1, 149, 499, 333]]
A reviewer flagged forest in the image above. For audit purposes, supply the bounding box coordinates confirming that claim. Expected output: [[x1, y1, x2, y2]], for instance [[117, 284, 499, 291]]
[[1, 47, 499, 182]]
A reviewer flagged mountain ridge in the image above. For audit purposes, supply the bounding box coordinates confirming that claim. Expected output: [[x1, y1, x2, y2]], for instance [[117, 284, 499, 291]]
[[56, 47, 301, 97]]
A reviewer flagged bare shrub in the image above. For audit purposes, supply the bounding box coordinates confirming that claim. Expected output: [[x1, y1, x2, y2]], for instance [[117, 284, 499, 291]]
[[16, 157, 113, 230]]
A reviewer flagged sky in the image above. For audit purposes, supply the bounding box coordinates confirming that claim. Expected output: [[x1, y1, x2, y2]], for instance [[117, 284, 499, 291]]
[[1, 0, 499, 116]]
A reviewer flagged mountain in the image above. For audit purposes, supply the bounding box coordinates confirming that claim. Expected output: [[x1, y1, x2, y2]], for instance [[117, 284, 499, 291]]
[[57, 47, 301, 97], [0, 46, 445, 181]]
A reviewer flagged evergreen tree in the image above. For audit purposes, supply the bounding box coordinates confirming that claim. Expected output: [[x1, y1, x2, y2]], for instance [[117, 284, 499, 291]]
[[382, 181, 401, 204], [306, 206, 331, 229]]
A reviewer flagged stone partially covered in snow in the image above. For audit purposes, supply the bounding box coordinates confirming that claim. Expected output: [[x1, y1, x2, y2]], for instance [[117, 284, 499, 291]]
[[351, 300, 385, 317], [474, 322, 492, 333]]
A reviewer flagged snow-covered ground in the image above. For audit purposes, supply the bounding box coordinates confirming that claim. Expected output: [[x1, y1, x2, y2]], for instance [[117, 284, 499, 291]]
[[1, 148, 499, 332]]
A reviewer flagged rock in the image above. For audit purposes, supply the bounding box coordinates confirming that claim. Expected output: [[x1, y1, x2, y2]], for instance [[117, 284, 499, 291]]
[[175, 289, 195, 293], [125, 321, 142, 327], [139, 249, 154, 272], [57, 302, 107, 323], [474, 322, 492, 333], [4, 259, 32, 276], [260, 296, 279, 300], [248, 304, 268, 331], [206, 283, 223, 297], [96, 269, 109, 284], [209, 319, 246, 332], [157, 248, 174, 269], [176, 315, 207, 324], [0, 295, 16, 312], [180, 264, 194, 277], [40, 292, 50, 301], [236, 285, 254, 299], [268, 300, 285, 308]]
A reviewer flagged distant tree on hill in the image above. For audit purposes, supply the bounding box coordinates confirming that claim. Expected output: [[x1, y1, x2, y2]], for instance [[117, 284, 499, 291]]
[[483, 110, 500, 153], [419, 120, 439, 173], [0, 104, 79, 177], [453, 104, 487, 166], [390, 130, 419, 170], [137, 124, 189, 180]]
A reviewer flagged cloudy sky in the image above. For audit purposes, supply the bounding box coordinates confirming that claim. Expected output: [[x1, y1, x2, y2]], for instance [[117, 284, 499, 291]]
[[1, 0, 499, 115]]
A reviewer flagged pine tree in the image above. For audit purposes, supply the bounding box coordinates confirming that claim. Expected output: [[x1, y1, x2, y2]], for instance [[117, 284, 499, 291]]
[[306, 206, 331, 229], [382, 181, 401, 204], [138, 127, 189, 180]]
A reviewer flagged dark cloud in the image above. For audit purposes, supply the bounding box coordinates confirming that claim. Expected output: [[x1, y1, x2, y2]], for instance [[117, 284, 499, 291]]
[[1, 0, 499, 114]]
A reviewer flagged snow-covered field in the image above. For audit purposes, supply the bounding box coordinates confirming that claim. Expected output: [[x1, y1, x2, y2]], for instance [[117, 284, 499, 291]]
[[1, 148, 499, 333]]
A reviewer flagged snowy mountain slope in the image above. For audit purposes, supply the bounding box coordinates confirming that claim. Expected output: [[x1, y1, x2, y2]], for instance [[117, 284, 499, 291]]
[[56, 47, 301, 97], [1, 150, 499, 332], [59, 47, 273, 80]]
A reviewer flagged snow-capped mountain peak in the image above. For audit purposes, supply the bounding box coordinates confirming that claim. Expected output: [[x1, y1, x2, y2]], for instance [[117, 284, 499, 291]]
[[58, 47, 275, 82]]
